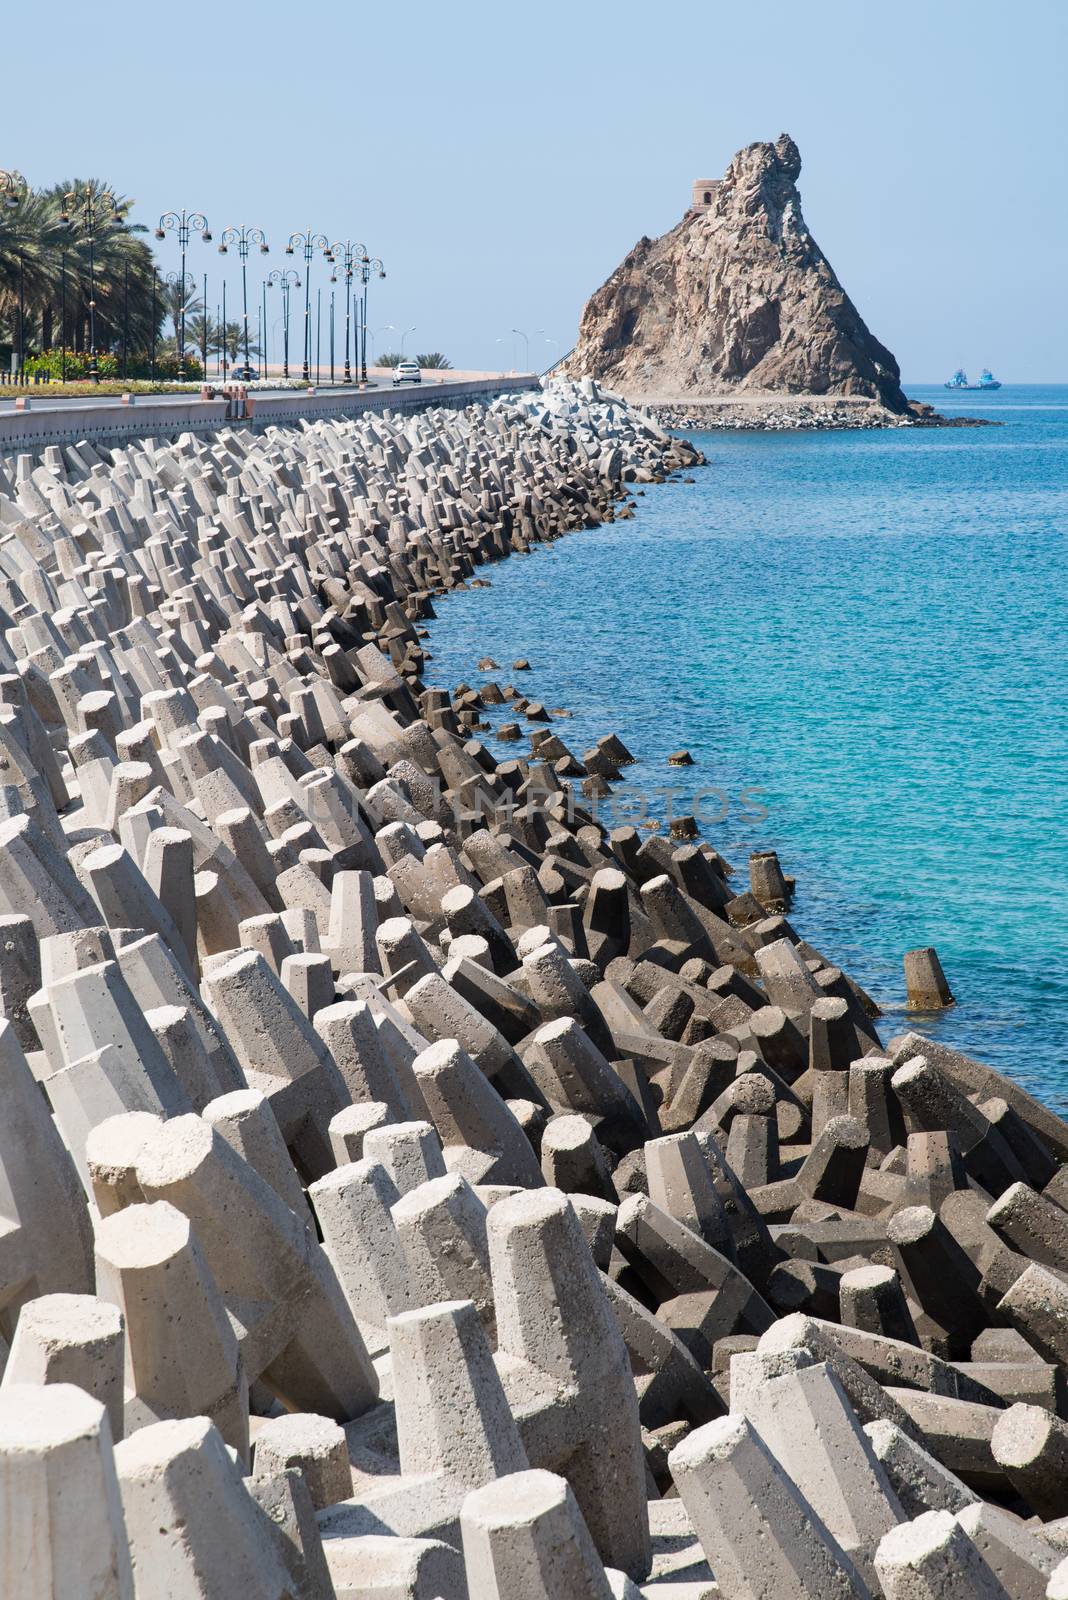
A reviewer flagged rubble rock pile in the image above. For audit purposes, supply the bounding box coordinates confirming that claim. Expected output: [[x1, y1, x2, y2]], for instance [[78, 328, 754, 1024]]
[[0, 378, 1065, 1598], [649, 400, 912, 432]]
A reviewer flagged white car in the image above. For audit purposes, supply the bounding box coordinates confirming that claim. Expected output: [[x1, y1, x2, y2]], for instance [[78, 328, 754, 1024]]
[[393, 360, 421, 386]]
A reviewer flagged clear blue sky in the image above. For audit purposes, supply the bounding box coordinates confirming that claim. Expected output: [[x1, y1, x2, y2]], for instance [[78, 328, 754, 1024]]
[[6, 0, 1065, 380]]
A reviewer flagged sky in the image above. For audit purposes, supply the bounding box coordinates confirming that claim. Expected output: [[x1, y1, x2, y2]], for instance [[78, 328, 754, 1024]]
[[5, 0, 1066, 381]]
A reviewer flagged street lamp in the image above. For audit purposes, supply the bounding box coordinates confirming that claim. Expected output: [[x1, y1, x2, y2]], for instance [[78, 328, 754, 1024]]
[[326, 239, 367, 385], [122, 259, 130, 382], [155, 209, 211, 380], [373, 324, 396, 358], [285, 229, 330, 383], [355, 254, 385, 384], [150, 267, 159, 380], [400, 325, 416, 355], [266, 269, 301, 379], [510, 328, 543, 372], [60, 239, 69, 381], [218, 226, 268, 378], [165, 271, 197, 375], [0, 170, 28, 381], [61, 184, 125, 383]]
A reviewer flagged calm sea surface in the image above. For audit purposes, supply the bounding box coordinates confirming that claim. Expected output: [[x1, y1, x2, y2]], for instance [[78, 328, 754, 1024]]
[[423, 385, 1068, 1107]]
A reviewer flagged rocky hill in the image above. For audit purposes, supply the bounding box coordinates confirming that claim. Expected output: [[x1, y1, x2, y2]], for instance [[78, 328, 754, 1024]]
[[563, 134, 909, 413]]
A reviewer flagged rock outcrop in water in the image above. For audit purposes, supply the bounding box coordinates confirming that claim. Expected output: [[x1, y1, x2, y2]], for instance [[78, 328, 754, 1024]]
[[563, 134, 910, 413]]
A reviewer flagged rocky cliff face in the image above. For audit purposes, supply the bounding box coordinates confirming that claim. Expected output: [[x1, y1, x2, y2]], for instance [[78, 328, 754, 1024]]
[[563, 134, 908, 412]]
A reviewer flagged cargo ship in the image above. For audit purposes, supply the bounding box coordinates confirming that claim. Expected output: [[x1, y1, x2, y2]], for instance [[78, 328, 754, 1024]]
[[945, 368, 1002, 390]]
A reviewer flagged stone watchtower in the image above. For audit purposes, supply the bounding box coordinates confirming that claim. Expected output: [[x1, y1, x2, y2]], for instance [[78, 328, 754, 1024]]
[[690, 179, 719, 212]]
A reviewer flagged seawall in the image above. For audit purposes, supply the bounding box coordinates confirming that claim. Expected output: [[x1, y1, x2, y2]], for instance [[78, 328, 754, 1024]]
[[0, 372, 538, 453]]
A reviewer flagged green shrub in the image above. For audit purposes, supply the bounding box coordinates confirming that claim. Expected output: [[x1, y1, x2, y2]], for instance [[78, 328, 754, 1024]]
[[23, 348, 203, 382]]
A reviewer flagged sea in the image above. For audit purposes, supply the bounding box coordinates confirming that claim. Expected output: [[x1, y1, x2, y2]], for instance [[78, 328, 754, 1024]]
[[422, 385, 1068, 1108]]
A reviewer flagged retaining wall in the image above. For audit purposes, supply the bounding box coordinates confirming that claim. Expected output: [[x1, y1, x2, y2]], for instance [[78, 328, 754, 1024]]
[[0, 374, 539, 453]]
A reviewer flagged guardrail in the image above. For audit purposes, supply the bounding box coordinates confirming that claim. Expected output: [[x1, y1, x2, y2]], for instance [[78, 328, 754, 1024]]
[[542, 346, 575, 377]]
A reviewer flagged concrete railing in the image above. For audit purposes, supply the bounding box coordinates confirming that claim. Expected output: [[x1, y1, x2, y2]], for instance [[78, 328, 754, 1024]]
[[0, 374, 540, 452], [0, 396, 232, 451]]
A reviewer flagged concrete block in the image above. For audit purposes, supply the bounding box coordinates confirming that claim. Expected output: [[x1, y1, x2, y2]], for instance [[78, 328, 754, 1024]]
[[392, 1175, 494, 1336], [135, 1114, 378, 1420], [411, 1038, 543, 1189], [203, 1087, 311, 1223], [732, 1354, 902, 1583], [461, 1468, 615, 1599], [254, 1411, 352, 1510], [0, 1382, 133, 1600], [488, 1186, 650, 1578], [863, 1418, 978, 1518], [990, 1402, 1068, 1518], [365, 1119, 448, 1197], [2, 1292, 125, 1443], [94, 1198, 249, 1461], [955, 1500, 1056, 1598], [115, 1416, 295, 1599], [874, 1509, 1008, 1599], [310, 1158, 413, 1329], [669, 1412, 868, 1599]]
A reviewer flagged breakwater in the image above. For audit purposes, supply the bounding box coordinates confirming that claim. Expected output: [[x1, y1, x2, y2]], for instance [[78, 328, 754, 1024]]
[[0, 378, 1066, 1596], [0, 372, 539, 451], [645, 397, 993, 431]]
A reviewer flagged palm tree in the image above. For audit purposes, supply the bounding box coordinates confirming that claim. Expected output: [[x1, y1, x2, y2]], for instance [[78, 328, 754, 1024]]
[[0, 178, 67, 359], [1, 177, 163, 366], [57, 183, 155, 354], [416, 351, 452, 369], [162, 276, 204, 345], [219, 320, 262, 365], [377, 351, 403, 368], [186, 311, 222, 367]]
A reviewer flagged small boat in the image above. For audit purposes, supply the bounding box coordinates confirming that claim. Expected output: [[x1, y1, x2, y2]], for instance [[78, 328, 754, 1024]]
[[944, 367, 1002, 391]]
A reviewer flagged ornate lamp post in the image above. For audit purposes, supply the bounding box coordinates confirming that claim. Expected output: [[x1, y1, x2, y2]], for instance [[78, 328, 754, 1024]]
[[60, 240, 68, 380], [1, 170, 28, 381], [60, 184, 125, 383], [164, 272, 196, 376], [200, 271, 209, 377], [218, 224, 268, 378], [266, 268, 300, 379], [326, 239, 366, 385], [285, 229, 330, 383], [155, 209, 211, 380], [122, 259, 130, 381], [150, 267, 159, 379], [355, 255, 385, 383]]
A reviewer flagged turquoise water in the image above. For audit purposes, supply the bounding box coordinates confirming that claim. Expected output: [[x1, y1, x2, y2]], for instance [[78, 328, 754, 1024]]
[[423, 385, 1068, 1108]]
